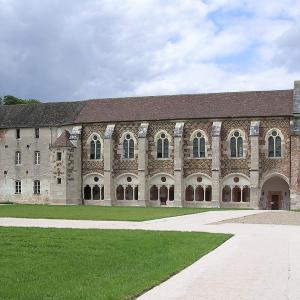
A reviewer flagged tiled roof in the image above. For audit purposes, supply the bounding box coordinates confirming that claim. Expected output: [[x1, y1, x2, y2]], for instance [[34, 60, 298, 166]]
[[52, 130, 75, 148], [0, 89, 293, 129], [0, 101, 85, 128], [76, 90, 293, 123]]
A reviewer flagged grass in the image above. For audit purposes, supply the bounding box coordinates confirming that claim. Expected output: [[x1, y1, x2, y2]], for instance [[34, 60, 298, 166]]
[[0, 204, 225, 221], [0, 227, 231, 300]]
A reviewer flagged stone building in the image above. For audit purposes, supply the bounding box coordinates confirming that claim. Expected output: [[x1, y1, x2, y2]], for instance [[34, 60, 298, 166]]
[[1, 81, 300, 210]]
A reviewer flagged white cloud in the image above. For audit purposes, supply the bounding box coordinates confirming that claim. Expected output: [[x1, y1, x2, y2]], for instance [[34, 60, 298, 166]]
[[0, 0, 300, 101]]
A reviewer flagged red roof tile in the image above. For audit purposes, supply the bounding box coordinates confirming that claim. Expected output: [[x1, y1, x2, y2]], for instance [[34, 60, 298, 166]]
[[75, 90, 293, 123]]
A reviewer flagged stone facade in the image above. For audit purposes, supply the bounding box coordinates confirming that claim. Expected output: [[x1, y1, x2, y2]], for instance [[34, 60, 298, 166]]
[[1, 82, 300, 210]]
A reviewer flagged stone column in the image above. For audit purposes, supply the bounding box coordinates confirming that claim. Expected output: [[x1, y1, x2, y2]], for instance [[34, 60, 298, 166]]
[[211, 121, 222, 207], [249, 121, 260, 209], [173, 122, 185, 207], [138, 123, 149, 206], [290, 81, 300, 209], [103, 124, 115, 206]]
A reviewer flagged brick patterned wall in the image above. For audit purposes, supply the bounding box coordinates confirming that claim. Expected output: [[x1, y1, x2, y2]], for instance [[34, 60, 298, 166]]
[[259, 118, 290, 180], [183, 120, 212, 177], [82, 124, 106, 176], [221, 119, 251, 178], [113, 122, 139, 175], [148, 121, 175, 176], [290, 135, 300, 193]]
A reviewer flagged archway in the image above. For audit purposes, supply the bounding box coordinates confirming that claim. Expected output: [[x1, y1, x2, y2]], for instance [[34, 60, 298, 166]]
[[261, 175, 290, 210]]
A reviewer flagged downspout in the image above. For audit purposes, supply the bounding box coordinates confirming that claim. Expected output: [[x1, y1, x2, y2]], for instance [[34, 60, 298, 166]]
[[289, 117, 292, 210], [80, 125, 84, 205]]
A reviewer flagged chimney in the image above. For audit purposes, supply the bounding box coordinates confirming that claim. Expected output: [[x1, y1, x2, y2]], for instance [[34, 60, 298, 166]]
[[293, 80, 300, 115]]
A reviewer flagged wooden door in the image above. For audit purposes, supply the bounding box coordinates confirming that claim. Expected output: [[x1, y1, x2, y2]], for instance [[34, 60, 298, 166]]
[[271, 195, 279, 210]]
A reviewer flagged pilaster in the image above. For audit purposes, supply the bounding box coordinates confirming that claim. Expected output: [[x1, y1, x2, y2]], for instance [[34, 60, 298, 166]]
[[249, 121, 260, 209], [211, 121, 221, 206], [173, 122, 184, 207], [138, 123, 149, 206], [290, 118, 300, 209], [103, 124, 115, 205]]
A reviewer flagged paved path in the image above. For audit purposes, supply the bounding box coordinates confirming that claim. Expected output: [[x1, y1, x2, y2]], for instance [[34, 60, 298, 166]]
[[1, 210, 300, 300]]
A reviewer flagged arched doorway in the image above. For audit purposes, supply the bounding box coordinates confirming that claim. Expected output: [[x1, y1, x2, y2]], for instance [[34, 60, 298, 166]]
[[261, 175, 290, 210]]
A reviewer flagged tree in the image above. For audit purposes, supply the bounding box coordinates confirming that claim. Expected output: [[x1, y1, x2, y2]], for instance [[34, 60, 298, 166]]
[[1, 95, 40, 105]]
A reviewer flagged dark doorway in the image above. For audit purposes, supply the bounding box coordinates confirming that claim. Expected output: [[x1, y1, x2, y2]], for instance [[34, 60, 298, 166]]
[[271, 195, 280, 210]]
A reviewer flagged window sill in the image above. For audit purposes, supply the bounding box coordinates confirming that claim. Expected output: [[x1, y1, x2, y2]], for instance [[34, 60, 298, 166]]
[[88, 159, 103, 162], [188, 157, 209, 160], [156, 158, 171, 161]]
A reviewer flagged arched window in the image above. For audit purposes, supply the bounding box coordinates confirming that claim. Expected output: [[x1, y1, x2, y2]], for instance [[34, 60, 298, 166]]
[[205, 186, 212, 201], [159, 185, 168, 204], [222, 186, 231, 202], [268, 130, 281, 157], [123, 134, 134, 159], [242, 186, 250, 202], [232, 186, 241, 202], [84, 185, 91, 200], [134, 186, 138, 200], [125, 185, 133, 200], [230, 131, 243, 158], [101, 186, 104, 200], [150, 185, 158, 200], [157, 132, 169, 158], [193, 132, 205, 158], [93, 185, 100, 200], [116, 185, 124, 200], [169, 185, 174, 201], [90, 135, 101, 160], [195, 186, 204, 201], [185, 185, 194, 201]]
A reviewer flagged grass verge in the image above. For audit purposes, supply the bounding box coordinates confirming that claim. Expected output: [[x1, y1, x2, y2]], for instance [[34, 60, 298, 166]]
[[0, 227, 231, 300], [0, 204, 225, 221]]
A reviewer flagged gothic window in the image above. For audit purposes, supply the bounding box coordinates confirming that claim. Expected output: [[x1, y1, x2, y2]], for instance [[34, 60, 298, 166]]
[[230, 131, 243, 158], [90, 135, 101, 160], [193, 132, 205, 158], [157, 132, 169, 158], [185, 185, 194, 201], [150, 185, 158, 200], [84, 185, 91, 200], [123, 134, 134, 159], [268, 130, 281, 157], [116, 185, 124, 200], [92, 185, 100, 200]]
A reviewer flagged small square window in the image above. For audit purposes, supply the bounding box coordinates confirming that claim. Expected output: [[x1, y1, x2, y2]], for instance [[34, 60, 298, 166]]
[[57, 178, 62, 184], [35, 128, 39, 139], [16, 129, 20, 139], [57, 152, 62, 161]]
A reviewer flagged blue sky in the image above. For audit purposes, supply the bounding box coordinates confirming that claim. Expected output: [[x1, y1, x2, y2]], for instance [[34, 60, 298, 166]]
[[0, 0, 300, 101]]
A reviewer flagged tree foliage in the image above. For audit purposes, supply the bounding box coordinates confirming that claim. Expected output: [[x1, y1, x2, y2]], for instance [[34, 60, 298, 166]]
[[0, 95, 40, 105]]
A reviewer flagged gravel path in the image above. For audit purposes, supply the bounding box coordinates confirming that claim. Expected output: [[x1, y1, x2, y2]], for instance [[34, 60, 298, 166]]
[[216, 210, 300, 225]]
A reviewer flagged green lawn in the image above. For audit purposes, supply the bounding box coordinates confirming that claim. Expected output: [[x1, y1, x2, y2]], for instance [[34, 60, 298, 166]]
[[0, 204, 222, 221], [0, 227, 231, 300]]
